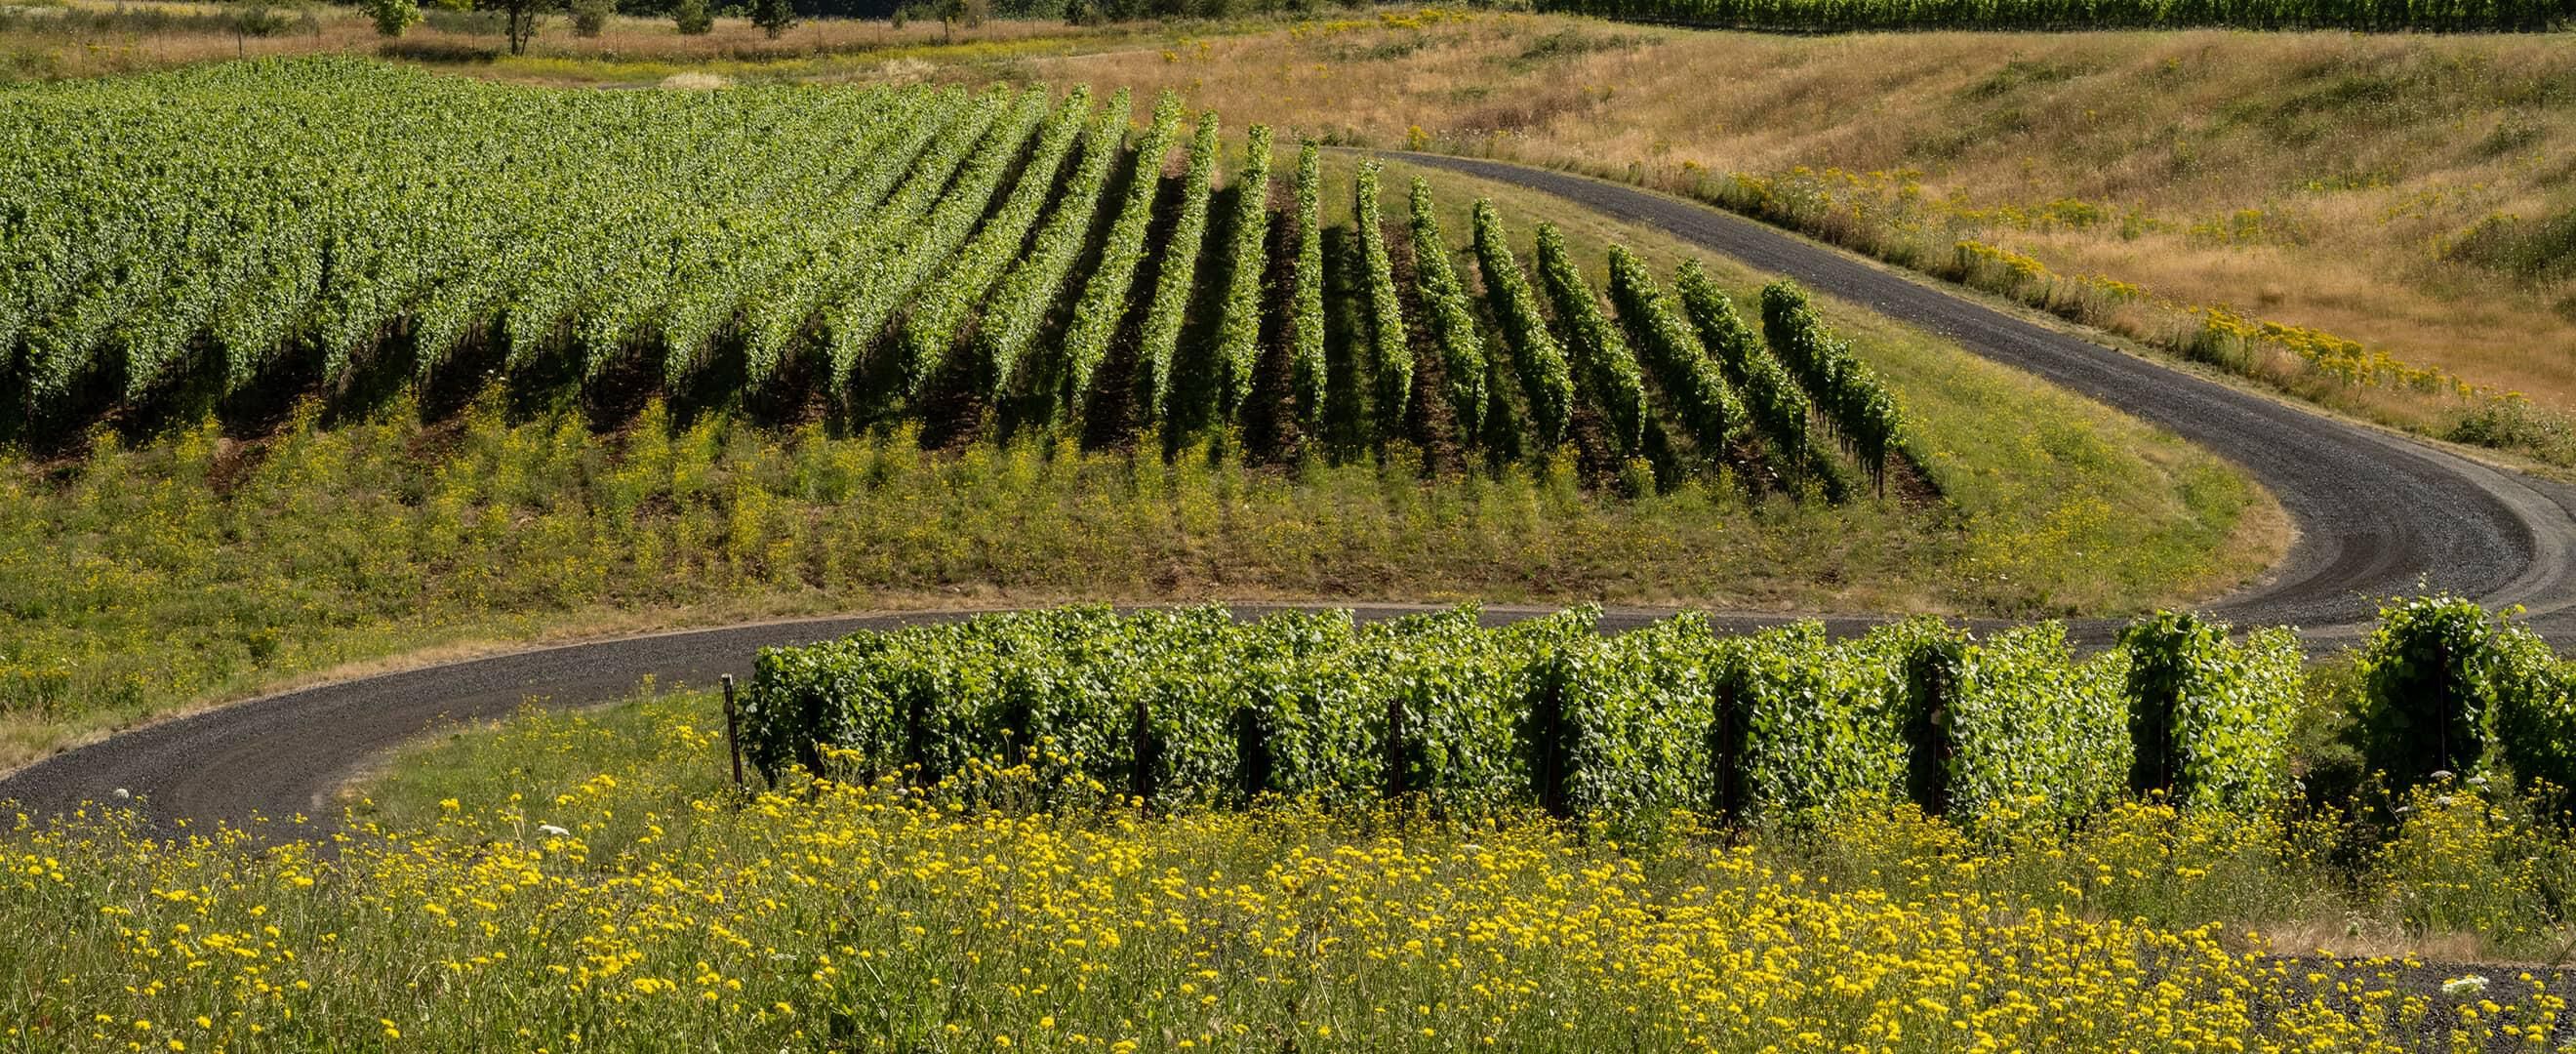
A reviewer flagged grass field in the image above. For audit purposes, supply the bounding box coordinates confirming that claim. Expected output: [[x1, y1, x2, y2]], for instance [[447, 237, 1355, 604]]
[[11, 684, 2569, 1051]]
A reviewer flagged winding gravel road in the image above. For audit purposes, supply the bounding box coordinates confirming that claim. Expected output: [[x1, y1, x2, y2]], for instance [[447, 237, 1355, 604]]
[[1387, 151, 2576, 635], [9, 153, 2576, 834]]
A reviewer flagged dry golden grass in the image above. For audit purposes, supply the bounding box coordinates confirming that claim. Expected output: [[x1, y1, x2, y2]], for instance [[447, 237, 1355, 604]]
[[1038, 15, 2576, 409]]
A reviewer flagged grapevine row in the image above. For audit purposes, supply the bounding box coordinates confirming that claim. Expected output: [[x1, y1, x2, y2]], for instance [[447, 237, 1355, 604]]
[[1469, 201, 1575, 451], [1211, 126, 1276, 417], [1353, 161, 1411, 438], [1288, 142, 1328, 435], [1406, 179, 1489, 443], [1534, 223, 1649, 457], [1760, 281, 1908, 492], [1672, 260, 1849, 499], [897, 88, 1096, 398], [1537, 0, 2572, 32], [1605, 245, 1746, 466], [745, 604, 2329, 831], [979, 90, 1134, 405], [828, 88, 1050, 397], [1138, 112, 1221, 423], [1062, 93, 1186, 424]]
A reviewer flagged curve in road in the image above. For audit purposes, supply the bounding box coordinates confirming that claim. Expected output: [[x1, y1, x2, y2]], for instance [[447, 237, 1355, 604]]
[[11, 153, 2576, 834], [1383, 150, 2576, 635]]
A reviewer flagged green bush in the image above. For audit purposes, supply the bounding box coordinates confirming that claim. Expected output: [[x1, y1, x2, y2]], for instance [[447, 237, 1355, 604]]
[[742, 602, 2568, 832], [1939, 622, 2130, 831], [2357, 595, 2506, 791], [673, 0, 713, 34], [2495, 628, 2576, 806], [365, 0, 423, 36], [570, 0, 612, 36], [2117, 611, 2304, 812]]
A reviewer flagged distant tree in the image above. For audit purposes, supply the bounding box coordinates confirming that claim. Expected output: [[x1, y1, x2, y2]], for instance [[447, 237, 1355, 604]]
[[749, 0, 794, 36], [570, 0, 612, 34], [937, 0, 983, 39], [484, 0, 549, 54], [672, 0, 713, 32], [365, 0, 423, 34]]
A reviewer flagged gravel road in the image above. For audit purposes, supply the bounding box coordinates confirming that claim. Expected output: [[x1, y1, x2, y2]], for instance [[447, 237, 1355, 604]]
[[1382, 151, 2576, 638]]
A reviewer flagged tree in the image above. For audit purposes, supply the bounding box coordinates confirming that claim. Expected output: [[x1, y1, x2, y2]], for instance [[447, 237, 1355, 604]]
[[750, 0, 795, 37], [673, 0, 713, 33], [365, 0, 423, 35], [938, 0, 986, 40], [494, 0, 547, 54], [570, 0, 612, 35]]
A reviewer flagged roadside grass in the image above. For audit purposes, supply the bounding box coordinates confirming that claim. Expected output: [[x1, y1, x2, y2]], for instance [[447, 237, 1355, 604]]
[[344, 684, 2576, 967], [10, 683, 2550, 1052]]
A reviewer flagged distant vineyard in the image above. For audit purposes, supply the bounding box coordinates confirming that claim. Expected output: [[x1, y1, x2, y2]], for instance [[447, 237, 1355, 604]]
[[0, 58, 1908, 493], [1538, 0, 2573, 31], [745, 600, 2576, 831]]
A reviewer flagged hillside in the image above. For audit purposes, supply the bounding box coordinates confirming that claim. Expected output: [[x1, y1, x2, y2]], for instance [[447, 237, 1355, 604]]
[[1045, 15, 2576, 449]]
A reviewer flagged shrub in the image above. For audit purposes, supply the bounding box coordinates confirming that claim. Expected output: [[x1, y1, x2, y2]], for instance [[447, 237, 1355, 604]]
[[673, 0, 713, 33], [2118, 611, 2304, 812], [2494, 628, 2576, 806], [750, 0, 795, 38], [365, 0, 423, 36], [2356, 595, 2507, 792], [570, 0, 613, 36]]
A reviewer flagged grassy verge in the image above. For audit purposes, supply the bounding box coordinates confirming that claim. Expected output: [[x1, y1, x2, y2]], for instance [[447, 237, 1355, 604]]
[[10, 687, 2568, 1051]]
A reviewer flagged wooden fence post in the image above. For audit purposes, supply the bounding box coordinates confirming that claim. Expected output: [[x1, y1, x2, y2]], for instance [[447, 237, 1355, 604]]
[[721, 673, 744, 789]]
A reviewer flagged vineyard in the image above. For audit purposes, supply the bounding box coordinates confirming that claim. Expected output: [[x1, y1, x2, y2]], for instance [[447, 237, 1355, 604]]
[[745, 598, 2576, 832], [0, 58, 1907, 492], [1535, 0, 2575, 30]]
